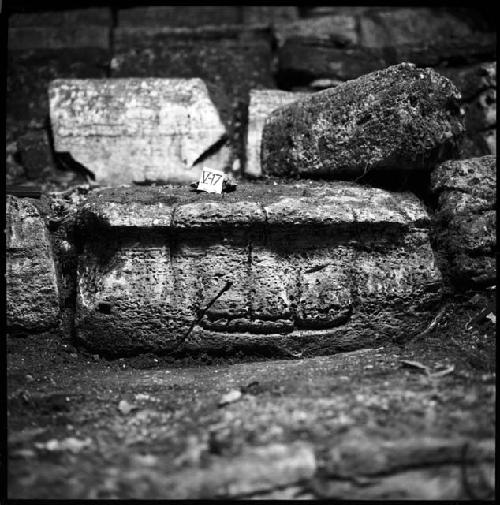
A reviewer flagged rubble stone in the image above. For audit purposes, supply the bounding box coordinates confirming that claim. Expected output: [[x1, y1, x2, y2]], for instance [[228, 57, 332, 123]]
[[431, 155, 496, 286], [6, 196, 60, 331], [49, 78, 230, 185], [262, 63, 464, 178], [74, 183, 442, 356]]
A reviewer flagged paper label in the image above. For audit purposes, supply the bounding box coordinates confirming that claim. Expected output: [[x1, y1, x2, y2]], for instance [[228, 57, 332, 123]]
[[197, 168, 225, 194]]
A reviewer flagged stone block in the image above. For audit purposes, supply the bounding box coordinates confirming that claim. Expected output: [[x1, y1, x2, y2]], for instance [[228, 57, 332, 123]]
[[117, 6, 241, 27], [74, 183, 442, 356], [6, 196, 60, 331], [111, 25, 275, 168], [358, 8, 475, 48], [246, 89, 308, 177], [262, 63, 464, 178], [8, 8, 112, 26], [431, 155, 496, 286], [8, 26, 110, 50], [242, 6, 299, 25], [274, 15, 358, 48], [49, 78, 230, 185]]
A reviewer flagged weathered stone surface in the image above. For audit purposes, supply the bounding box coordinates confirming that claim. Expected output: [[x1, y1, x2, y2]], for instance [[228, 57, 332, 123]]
[[6, 196, 60, 331], [246, 89, 308, 177], [74, 182, 442, 356], [8, 26, 110, 50], [431, 155, 496, 286], [242, 6, 299, 25], [278, 41, 390, 85], [278, 30, 496, 86], [49, 78, 230, 185], [274, 15, 358, 48], [262, 63, 464, 178], [358, 8, 476, 48], [117, 6, 241, 27], [8, 8, 112, 26], [111, 26, 275, 169]]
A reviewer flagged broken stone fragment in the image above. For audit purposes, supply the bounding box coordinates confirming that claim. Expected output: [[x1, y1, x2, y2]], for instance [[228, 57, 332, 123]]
[[74, 182, 442, 356], [49, 78, 231, 185], [262, 63, 464, 178], [246, 89, 308, 178], [6, 196, 60, 331], [430, 155, 496, 286]]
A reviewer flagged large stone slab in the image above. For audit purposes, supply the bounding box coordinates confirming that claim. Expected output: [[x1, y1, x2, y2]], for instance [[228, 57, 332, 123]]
[[262, 63, 464, 178], [6, 196, 60, 331], [111, 25, 275, 170], [8, 26, 110, 50], [117, 6, 241, 27], [430, 155, 496, 286], [49, 78, 231, 185], [74, 182, 442, 356], [277, 29, 496, 87], [358, 8, 476, 48], [246, 89, 308, 177]]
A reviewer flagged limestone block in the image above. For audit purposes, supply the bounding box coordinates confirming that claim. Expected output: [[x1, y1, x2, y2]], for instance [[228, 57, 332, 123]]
[[9, 8, 112, 26], [242, 6, 299, 25], [262, 63, 464, 178], [111, 26, 275, 167], [49, 78, 230, 185], [431, 155, 496, 286], [116, 6, 241, 27], [274, 15, 358, 48], [358, 8, 475, 48], [74, 183, 443, 356], [6, 196, 60, 331], [246, 89, 308, 178], [8, 26, 110, 50]]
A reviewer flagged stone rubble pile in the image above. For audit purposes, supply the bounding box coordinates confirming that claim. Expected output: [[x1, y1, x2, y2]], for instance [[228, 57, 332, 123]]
[[5, 6, 496, 357]]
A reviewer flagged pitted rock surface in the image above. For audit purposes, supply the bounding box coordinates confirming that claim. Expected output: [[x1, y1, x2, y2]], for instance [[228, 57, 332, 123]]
[[430, 155, 496, 286], [49, 78, 231, 185], [262, 63, 464, 178], [74, 182, 442, 356], [6, 196, 60, 331]]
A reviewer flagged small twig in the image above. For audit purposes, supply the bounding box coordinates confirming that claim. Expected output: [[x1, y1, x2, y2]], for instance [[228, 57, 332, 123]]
[[414, 304, 448, 339], [177, 280, 233, 346]]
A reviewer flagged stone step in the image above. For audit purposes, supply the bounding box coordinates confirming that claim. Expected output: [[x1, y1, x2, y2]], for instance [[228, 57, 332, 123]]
[[74, 182, 442, 356]]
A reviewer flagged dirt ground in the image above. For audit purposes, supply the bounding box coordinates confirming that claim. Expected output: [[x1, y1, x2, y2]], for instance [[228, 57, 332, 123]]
[[6, 287, 496, 499]]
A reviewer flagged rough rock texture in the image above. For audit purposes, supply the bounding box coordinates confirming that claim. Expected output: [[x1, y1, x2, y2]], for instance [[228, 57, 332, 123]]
[[8, 26, 110, 50], [358, 8, 477, 48], [262, 63, 464, 178], [430, 155, 496, 286], [117, 6, 241, 27], [442, 62, 496, 158], [274, 15, 358, 48], [241, 6, 299, 25], [246, 89, 308, 177], [8, 8, 112, 26], [49, 78, 231, 185], [111, 25, 275, 171], [74, 182, 442, 356], [278, 12, 495, 87], [6, 196, 60, 331]]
